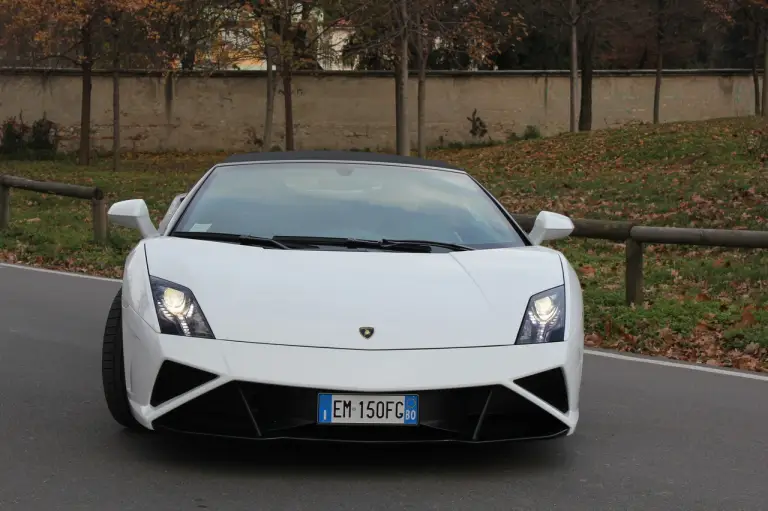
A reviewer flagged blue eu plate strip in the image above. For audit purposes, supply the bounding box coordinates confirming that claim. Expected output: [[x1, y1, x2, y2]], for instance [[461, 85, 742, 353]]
[[317, 393, 333, 423], [403, 394, 418, 424]]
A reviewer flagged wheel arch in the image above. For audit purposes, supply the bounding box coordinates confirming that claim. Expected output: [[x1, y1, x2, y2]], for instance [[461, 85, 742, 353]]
[[556, 251, 585, 413], [102, 286, 146, 431]]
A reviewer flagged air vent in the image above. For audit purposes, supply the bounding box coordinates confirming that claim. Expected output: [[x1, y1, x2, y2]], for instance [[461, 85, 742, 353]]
[[514, 367, 569, 413], [150, 360, 218, 407]]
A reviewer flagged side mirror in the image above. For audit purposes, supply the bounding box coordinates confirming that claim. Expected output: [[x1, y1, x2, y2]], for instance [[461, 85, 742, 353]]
[[528, 211, 574, 245], [108, 199, 159, 239]]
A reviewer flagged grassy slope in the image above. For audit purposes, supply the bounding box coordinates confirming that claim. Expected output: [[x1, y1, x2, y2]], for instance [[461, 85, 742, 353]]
[[1, 117, 767, 370]]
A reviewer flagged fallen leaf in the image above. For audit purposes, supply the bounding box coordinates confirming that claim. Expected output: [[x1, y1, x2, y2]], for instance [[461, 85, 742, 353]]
[[736, 309, 757, 328], [585, 333, 601, 347], [658, 327, 677, 343]]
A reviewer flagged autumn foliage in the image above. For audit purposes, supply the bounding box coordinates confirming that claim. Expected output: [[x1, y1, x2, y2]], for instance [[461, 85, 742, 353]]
[[0, 0, 176, 164], [0, 0, 767, 159]]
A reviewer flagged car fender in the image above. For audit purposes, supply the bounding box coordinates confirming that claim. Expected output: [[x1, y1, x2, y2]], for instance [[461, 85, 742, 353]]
[[557, 251, 585, 411], [122, 241, 160, 333]]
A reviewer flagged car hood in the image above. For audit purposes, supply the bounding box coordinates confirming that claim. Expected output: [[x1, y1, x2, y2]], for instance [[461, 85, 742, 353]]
[[143, 237, 565, 350]]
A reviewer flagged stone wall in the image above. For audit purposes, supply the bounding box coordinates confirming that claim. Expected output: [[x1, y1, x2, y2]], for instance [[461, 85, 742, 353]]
[[0, 68, 759, 152]]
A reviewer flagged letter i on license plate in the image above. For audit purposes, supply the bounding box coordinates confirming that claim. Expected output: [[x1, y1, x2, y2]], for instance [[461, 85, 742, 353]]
[[317, 394, 419, 425]]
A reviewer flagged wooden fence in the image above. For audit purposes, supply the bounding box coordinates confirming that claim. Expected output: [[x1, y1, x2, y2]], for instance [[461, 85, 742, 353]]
[[512, 214, 768, 305], [0, 175, 108, 244], [0, 175, 766, 305]]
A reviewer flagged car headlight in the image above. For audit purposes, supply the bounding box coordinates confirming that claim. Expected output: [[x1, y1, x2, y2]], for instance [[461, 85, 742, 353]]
[[149, 276, 215, 339], [515, 285, 565, 345]]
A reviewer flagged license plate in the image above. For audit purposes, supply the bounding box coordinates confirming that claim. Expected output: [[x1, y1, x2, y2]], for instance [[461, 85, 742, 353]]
[[317, 393, 419, 425]]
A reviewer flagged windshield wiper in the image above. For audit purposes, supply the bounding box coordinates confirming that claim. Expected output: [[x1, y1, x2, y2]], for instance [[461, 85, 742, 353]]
[[271, 235, 407, 251], [173, 232, 473, 252], [272, 235, 428, 252], [381, 239, 475, 252], [172, 231, 291, 250], [272, 236, 473, 252]]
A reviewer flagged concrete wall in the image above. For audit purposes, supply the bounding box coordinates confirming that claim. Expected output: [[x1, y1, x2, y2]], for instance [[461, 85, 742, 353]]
[[0, 68, 760, 153]]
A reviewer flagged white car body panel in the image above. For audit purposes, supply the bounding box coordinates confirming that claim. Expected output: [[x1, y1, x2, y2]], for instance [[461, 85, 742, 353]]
[[139, 236, 566, 350], [119, 237, 584, 438], [121, 305, 582, 434], [108, 154, 585, 443]]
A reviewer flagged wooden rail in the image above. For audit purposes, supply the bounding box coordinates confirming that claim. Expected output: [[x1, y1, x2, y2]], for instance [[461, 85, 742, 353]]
[[0, 175, 108, 244], [512, 214, 768, 305], [0, 175, 764, 302]]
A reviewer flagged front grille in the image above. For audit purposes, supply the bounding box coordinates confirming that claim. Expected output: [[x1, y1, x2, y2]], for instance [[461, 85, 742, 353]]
[[152, 371, 571, 443]]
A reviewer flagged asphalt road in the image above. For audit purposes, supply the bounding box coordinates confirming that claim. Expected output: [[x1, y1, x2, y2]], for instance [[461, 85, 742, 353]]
[[1, 264, 768, 511]]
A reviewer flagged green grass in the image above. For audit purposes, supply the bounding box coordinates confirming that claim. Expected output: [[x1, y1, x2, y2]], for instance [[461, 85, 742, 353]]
[[1, 117, 767, 371]]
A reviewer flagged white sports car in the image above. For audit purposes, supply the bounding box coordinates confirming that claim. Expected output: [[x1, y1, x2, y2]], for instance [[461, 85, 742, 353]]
[[102, 151, 584, 443]]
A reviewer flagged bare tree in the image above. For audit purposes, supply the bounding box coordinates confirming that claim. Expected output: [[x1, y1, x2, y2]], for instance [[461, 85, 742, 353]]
[[706, 0, 768, 115], [224, 1, 378, 150], [416, 0, 521, 153], [570, 0, 579, 132], [645, 0, 707, 124], [0, 0, 167, 165], [343, 0, 516, 155], [261, 13, 279, 151], [110, 13, 122, 171], [396, 0, 409, 155], [537, 0, 590, 132], [340, 1, 411, 153], [415, 1, 427, 157], [540, 0, 635, 131]]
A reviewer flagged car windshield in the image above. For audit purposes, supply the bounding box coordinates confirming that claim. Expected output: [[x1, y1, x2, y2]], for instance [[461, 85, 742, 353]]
[[170, 161, 527, 249]]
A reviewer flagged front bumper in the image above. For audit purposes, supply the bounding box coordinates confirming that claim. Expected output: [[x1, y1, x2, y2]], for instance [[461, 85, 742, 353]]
[[122, 308, 583, 443]]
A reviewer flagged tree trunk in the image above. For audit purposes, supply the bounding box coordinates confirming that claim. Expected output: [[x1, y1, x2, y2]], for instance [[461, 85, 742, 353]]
[[180, 51, 196, 70], [396, 0, 409, 155], [637, 45, 648, 68], [578, 22, 594, 132], [282, 68, 294, 150], [112, 25, 120, 171], [263, 21, 277, 151], [569, 0, 578, 133], [416, 5, 426, 158], [181, 19, 197, 70], [753, 21, 762, 115], [79, 23, 93, 166], [653, 53, 662, 124], [763, 25, 768, 117], [280, 0, 295, 150], [395, 59, 403, 153], [653, 0, 664, 125]]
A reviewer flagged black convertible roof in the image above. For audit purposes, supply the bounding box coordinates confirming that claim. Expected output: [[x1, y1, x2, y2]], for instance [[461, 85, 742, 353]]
[[219, 150, 465, 171]]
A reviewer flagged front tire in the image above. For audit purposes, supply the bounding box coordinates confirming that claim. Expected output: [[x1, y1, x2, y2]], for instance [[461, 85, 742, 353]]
[[102, 287, 146, 432]]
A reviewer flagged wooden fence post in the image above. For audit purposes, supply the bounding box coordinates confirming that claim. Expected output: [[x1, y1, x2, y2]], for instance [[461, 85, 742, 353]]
[[625, 238, 644, 306], [92, 198, 108, 244], [0, 182, 9, 229]]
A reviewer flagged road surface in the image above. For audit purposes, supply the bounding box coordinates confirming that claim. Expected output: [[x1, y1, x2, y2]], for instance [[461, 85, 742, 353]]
[[1, 263, 767, 510]]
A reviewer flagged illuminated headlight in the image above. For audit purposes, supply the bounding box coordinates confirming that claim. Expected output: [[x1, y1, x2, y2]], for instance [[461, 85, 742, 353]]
[[515, 286, 566, 345], [149, 276, 215, 338]]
